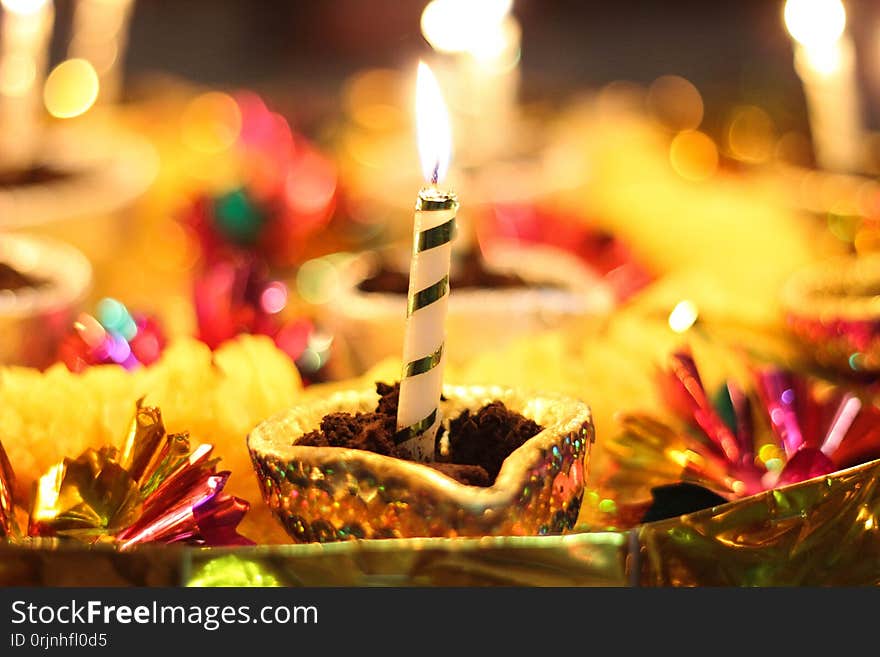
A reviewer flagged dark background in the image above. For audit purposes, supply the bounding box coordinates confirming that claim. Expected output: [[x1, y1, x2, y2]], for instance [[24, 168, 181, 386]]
[[50, 1, 880, 132]]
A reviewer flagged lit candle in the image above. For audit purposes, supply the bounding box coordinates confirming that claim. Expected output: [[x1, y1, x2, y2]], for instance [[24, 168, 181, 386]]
[[421, 0, 520, 167], [0, 0, 53, 171], [784, 0, 863, 173], [67, 0, 135, 104], [396, 62, 458, 461]]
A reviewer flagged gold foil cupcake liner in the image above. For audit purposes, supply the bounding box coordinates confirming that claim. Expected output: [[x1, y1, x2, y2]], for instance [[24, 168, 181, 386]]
[[248, 384, 593, 542]]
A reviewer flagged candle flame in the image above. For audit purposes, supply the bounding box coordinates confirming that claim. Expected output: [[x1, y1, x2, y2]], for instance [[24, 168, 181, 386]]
[[784, 0, 845, 49], [421, 0, 512, 55], [416, 61, 451, 185], [1, 0, 49, 15]]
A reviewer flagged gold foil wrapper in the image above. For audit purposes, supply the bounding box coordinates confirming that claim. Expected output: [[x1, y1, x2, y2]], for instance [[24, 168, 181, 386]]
[[118, 401, 166, 485], [0, 439, 16, 538], [2, 459, 879, 585], [26, 401, 251, 549], [0, 533, 628, 586], [248, 384, 594, 542], [636, 458, 880, 586], [30, 447, 142, 538]]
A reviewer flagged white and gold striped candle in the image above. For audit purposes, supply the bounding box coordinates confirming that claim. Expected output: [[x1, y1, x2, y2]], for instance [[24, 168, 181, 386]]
[[396, 61, 457, 461]]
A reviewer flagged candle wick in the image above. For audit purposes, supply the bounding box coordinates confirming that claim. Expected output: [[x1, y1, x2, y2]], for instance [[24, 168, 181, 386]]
[[431, 161, 439, 186]]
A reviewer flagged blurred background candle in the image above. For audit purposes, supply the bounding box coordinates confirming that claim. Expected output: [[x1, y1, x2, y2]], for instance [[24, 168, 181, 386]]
[[67, 0, 135, 104], [421, 0, 520, 169], [784, 0, 863, 173], [0, 0, 53, 171]]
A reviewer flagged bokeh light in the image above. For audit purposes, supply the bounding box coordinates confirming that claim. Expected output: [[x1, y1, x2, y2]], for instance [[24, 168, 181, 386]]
[[274, 318, 313, 363], [668, 300, 699, 333], [726, 105, 776, 164], [647, 75, 704, 131], [150, 221, 201, 273], [343, 68, 404, 131], [758, 443, 786, 470], [259, 281, 288, 315], [181, 91, 242, 154], [97, 297, 136, 340], [669, 130, 718, 181], [774, 131, 813, 167], [43, 58, 99, 118], [285, 149, 337, 215], [235, 92, 276, 146], [62, 297, 166, 372], [296, 257, 340, 305], [73, 312, 106, 349]]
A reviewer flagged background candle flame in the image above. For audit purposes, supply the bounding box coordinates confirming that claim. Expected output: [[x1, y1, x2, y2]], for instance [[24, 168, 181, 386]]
[[783, 0, 845, 50], [1, 0, 49, 15], [421, 0, 512, 58], [416, 61, 452, 185]]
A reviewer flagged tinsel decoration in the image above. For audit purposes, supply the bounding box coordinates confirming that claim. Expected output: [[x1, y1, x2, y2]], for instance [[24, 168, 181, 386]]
[[182, 91, 337, 380], [611, 350, 880, 502], [180, 92, 336, 268], [56, 298, 167, 372], [0, 439, 15, 539], [27, 401, 252, 550], [194, 256, 311, 357]]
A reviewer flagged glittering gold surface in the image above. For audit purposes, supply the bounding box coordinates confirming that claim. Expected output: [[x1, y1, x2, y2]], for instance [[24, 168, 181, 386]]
[[637, 458, 880, 586], [248, 384, 593, 542], [187, 532, 627, 586], [3, 457, 879, 586], [0, 532, 628, 586]]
